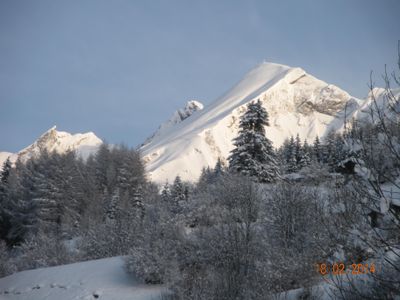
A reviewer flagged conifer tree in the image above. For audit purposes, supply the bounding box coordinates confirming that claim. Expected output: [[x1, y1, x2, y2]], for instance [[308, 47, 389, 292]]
[[170, 176, 187, 214], [160, 182, 171, 202], [0, 158, 11, 185], [313, 136, 323, 163], [332, 134, 346, 167], [323, 132, 336, 167], [0, 158, 12, 243], [286, 136, 297, 173], [228, 100, 279, 182], [0, 158, 12, 214], [6, 158, 33, 245], [213, 158, 225, 179], [94, 143, 112, 191], [280, 138, 290, 163], [294, 134, 303, 166], [106, 189, 119, 223], [171, 176, 186, 202], [300, 140, 312, 168]]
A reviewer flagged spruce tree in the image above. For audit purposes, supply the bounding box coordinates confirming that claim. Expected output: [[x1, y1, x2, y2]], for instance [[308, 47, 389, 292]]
[[7, 158, 33, 245], [213, 158, 225, 180], [279, 138, 290, 164], [300, 140, 312, 168], [197, 167, 214, 189], [323, 132, 336, 167], [170, 176, 186, 214], [0, 158, 12, 243], [313, 136, 322, 163], [294, 134, 303, 167], [171, 176, 186, 202], [286, 136, 297, 173], [228, 100, 279, 182], [160, 182, 171, 202], [106, 189, 119, 223], [0, 158, 12, 185], [332, 134, 346, 167]]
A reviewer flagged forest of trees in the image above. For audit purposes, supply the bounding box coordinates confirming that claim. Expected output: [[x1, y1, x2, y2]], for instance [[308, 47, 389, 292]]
[[1, 54, 400, 299], [0, 144, 153, 272]]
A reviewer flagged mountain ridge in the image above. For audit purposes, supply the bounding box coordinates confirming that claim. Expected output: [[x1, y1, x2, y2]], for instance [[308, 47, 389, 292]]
[[2, 62, 388, 183], [141, 62, 363, 183], [0, 126, 102, 169]]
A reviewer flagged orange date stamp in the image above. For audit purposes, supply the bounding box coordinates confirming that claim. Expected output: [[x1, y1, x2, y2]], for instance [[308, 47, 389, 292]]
[[315, 262, 377, 276]]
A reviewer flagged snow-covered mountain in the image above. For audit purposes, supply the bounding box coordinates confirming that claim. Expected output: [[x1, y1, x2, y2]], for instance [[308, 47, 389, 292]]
[[141, 62, 364, 183], [3, 63, 395, 184], [353, 87, 400, 121], [0, 126, 102, 169], [143, 100, 204, 145]]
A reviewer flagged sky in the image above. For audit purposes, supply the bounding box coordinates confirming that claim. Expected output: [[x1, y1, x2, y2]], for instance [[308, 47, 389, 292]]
[[0, 0, 399, 152]]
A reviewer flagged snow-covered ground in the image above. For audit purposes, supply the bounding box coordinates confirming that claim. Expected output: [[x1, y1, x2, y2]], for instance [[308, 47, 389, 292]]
[[0, 257, 165, 300]]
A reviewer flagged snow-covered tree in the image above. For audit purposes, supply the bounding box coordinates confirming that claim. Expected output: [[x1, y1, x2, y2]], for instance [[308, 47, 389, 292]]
[[213, 157, 225, 179], [168, 175, 188, 215], [0, 158, 11, 185], [263, 182, 329, 292], [285, 136, 297, 173], [279, 138, 290, 162], [300, 140, 312, 168], [294, 134, 303, 165], [126, 188, 177, 284], [197, 166, 213, 188], [106, 189, 119, 222], [313, 135, 323, 163], [171, 176, 186, 201], [228, 100, 279, 182], [0, 158, 12, 242], [160, 182, 171, 202], [169, 174, 270, 299]]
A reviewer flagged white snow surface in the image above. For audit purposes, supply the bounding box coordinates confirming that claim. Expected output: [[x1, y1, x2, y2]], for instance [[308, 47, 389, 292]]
[[0, 257, 165, 300], [141, 62, 363, 183], [0, 126, 102, 169]]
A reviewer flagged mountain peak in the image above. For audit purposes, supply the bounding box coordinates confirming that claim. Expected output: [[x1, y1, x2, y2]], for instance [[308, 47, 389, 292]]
[[36, 125, 59, 145], [176, 100, 204, 120], [246, 61, 304, 81], [141, 62, 362, 183], [257, 60, 292, 69], [0, 127, 103, 169], [142, 99, 204, 146], [185, 100, 204, 111]]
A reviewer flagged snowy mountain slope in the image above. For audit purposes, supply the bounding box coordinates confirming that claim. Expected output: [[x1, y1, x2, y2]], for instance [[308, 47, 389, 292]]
[[0, 257, 165, 300], [0, 126, 102, 169], [142, 100, 204, 146], [141, 62, 363, 183]]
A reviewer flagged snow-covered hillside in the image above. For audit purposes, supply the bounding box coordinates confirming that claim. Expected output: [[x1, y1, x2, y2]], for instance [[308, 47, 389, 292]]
[[141, 62, 363, 183], [0, 257, 165, 300], [0, 126, 102, 169]]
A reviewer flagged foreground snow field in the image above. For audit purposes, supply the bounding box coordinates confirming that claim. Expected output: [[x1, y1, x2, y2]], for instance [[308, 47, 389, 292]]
[[0, 257, 165, 300]]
